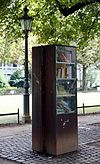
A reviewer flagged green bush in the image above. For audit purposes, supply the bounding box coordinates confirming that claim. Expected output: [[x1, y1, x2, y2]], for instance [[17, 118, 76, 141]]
[[9, 70, 24, 88], [10, 69, 24, 80], [0, 86, 24, 95], [0, 87, 16, 95], [0, 70, 9, 88]]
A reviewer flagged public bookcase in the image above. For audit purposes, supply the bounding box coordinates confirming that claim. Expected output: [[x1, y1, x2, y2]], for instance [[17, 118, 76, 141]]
[[32, 45, 78, 155]]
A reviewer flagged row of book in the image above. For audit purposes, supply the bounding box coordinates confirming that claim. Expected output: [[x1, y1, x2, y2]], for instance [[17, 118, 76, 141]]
[[56, 66, 72, 79]]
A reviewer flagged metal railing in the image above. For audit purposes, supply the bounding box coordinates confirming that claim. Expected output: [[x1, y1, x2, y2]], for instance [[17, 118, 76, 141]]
[[0, 108, 19, 124], [77, 103, 100, 115]]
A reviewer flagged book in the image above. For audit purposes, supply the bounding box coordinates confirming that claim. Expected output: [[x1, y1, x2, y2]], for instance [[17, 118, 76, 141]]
[[67, 66, 72, 79], [57, 68, 62, 78], [56, 65, 68, 78]]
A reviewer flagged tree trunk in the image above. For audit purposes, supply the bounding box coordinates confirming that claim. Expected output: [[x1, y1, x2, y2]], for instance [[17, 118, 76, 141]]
[[82, 65, 87, 92]]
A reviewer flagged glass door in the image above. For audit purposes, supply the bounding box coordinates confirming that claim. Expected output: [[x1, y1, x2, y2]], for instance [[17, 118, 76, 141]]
[[56, 46, 76, 115]]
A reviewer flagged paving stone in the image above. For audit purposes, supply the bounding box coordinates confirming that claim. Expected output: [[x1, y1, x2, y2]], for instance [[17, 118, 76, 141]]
[[0, 117, 100, 163]]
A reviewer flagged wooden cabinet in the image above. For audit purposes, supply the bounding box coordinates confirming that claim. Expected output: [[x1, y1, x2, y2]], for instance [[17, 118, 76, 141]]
[[32, 45, 78, 155]]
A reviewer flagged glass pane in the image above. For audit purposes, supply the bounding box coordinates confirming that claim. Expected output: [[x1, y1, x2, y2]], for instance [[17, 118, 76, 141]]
[[56, 46, 76, 115], [20, 19, 25, 31], [26, 20, 32, 31], [56, 80, 76, 96], [20, 19, 32, 31], [56, 63, 73, 79], [28, 20, 32, 31], [56, 97, 76, 115], [56, 46, 74, 63]]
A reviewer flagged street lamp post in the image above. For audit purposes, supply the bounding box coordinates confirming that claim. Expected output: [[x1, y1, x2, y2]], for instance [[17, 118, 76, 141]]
[[20, 6, 32, 123]]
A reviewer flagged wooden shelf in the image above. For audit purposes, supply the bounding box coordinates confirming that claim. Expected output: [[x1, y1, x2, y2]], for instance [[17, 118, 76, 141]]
[[56, 62, 75, 65], [57, 94, 75, 97], [56, 78, 76, 80]]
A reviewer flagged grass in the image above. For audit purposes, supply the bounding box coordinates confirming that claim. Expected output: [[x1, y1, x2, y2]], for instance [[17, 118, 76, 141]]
[[0, 116, 18, 124], [78, 107, 100, 115], [0, 94, 32, 124], [0, 92, 100, 124]]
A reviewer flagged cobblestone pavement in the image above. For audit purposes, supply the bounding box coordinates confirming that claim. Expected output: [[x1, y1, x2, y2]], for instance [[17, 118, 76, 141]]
[[0, 158, 18, 164], [0, 115, 100, 164]]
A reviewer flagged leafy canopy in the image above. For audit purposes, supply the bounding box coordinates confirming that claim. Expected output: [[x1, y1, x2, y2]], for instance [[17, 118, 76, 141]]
[[0, 0, 100, 43], [0, 0, 100, 65]]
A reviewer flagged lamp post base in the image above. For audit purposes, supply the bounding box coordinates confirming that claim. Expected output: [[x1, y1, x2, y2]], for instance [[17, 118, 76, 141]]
[[23, 93, 30, 123], [22, 115, 31, 123]]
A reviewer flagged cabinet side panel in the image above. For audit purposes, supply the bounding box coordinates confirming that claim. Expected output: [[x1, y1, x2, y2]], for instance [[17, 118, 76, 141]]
[[32, 47, 43, 152], [44, 46, 57, 155]]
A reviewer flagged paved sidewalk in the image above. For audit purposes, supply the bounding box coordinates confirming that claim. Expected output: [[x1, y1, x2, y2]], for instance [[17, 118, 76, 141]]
[[0, 114, 100, 164], [0, 158, 18, 164], [0, 125, 30, 164]]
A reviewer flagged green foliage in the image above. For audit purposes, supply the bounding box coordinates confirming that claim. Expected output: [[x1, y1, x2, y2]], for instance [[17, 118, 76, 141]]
[[0, 0, 100, 89], [0, 36, 24, 64], [0, 70, 9, 88], [0, 87, 15, 95], [10, 69, 24, 80], [33, 0, 99, 43], [0, 86, 24, 95], [9, 69, 24, 88], [77, 37, 100, 67], [0, 0, 100, 44], [0, 0, 99, 47], [77, 37, 100, 91], [87, 66, 97, 88]]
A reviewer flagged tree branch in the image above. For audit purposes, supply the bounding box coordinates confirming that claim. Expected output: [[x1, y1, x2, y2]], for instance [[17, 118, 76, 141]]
[[55, 0, 100, 16]]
